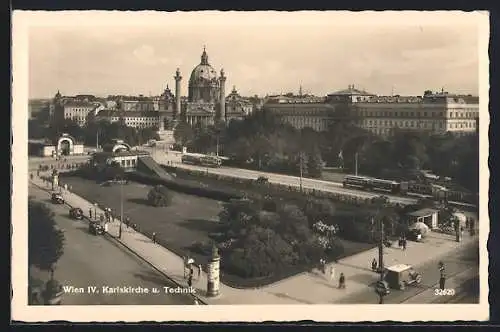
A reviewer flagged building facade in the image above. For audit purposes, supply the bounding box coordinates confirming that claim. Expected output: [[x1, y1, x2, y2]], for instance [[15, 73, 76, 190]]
[[225, 86, 254, 121], [353, 93, 479, 136], [263, 85, 479, 136], [95, 110, 161, 129], [264, 95, 334, 132]]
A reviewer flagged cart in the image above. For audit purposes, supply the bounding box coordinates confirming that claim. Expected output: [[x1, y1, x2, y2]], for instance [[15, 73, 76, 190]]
[[382, 264, 422, 291]]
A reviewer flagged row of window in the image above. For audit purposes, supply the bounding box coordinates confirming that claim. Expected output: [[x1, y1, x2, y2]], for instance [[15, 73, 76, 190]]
[[119, 158, 136, 167], [449, 111, 479, 118], [365, 120, 476, 130], [359, 110, 446, 118]]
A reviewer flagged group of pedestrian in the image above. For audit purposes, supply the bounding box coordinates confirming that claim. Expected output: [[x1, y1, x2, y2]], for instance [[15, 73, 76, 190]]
[[398, 236, 407, 250], [319, 258, 345, 289]]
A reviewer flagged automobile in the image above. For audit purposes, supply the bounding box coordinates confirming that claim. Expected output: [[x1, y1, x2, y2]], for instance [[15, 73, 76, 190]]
[[404, 228, 423, 242], [382, 264, 422, 291], [51, 192, 64, 204], [88, 221, 104, 235], [256, 176, 269, 184], [69, 207, 83, 220]]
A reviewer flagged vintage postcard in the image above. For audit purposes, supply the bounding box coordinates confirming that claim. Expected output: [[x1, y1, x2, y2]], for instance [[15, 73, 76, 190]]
[[12, 10, 489, 322]]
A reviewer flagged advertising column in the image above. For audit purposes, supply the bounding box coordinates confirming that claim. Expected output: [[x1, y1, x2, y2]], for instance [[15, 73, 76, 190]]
[[207, 246, 221, 297]]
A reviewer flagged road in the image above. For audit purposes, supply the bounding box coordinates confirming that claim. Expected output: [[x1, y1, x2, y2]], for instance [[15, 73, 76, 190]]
[[28, 152, 475, 208], [29, 184, 195, 305], [335, 240, 479, 304]]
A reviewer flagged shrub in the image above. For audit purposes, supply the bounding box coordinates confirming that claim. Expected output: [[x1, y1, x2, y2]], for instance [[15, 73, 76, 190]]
[[147, 185, 172, 207]]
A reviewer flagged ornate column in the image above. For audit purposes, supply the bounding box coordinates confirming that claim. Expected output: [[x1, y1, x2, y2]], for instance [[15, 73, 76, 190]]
[[219, 69, 226, 122], [174, 68, 182, 121]]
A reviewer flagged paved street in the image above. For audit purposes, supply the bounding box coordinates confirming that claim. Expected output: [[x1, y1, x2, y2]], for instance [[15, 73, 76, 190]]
[[29, 184, 195, 305], [141, 149, 418, 205], [335, 240, 479, 304]]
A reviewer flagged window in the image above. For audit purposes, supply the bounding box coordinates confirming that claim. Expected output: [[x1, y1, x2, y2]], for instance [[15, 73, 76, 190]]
[[121, 160, 125, 166], [395, 112, 398, 116], [423, 112, 427, 117]]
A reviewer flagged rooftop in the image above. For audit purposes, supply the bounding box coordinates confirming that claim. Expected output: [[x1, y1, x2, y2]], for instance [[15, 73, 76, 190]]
[[386, 264, 412, 273], [328, 85, 376, 97], [97, 110, 160, 118], [406, 208, 439, 217]]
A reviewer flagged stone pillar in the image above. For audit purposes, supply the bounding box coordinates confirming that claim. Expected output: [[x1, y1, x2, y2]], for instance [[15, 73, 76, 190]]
[[206, 246, 221, 297], [174, 68, 182, 121], [219, 69, 226, 122]]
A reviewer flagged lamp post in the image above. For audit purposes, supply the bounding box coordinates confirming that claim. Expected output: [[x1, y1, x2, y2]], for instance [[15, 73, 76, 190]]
[[299, 152, 304, 193], [93, 203, 98, 221], [118, 177, 123, 239]]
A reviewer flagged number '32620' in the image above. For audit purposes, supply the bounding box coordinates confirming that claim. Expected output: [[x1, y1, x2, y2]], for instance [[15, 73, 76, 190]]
[[434, 288, 455, 296]]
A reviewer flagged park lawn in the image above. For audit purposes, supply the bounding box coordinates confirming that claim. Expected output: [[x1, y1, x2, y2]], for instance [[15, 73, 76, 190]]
[[58, 175, 224, 266]]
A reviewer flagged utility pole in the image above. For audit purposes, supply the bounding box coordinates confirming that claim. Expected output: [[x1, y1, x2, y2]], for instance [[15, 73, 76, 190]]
[[299, 152, 304, 192], [355, 152, 359, 176], [216, 135, 219, 157], [119, 178, 123, 239], [377, 211, 385, 304], [96, 129, 99, 150]]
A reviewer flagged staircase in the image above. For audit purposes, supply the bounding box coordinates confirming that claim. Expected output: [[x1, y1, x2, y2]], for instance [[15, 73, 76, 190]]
[[137, 156, 174, 180]]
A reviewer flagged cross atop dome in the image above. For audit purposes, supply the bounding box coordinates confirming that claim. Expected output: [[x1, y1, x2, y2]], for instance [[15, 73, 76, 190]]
[[201, 46, 209, 65]]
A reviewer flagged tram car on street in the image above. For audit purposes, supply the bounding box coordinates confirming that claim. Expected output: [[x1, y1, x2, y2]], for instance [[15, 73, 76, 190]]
[[181, 153, 222, 168], [342, 175, 449, 199]]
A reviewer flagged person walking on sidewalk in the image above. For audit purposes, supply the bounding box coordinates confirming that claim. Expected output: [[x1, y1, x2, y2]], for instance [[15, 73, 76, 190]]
[[197, 264, 202, 279], [338, 273, 346, 289], [330, 266, 335, 281], [89, 208, 93, 220], [152, 232, 157, 244], [187, 268, 194, 288], [439, 261, 446, 290], [30, 173, 33, 181], [402, 237, 407, 251]]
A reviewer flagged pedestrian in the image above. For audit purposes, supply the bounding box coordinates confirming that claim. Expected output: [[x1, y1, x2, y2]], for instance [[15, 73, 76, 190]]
[[338, 272, 346, 289], [439, 261, 446, 290], [183, 256, 188, 279], [30, 173, 33, 181], [320, 258, 326, 274], [330, 266, 335, 281], [402, 238, 407, 251], [198, 264, 202, 279], [371, 258, 378, 271], [398, 237, 403, 249], [460, 226, 464, 237], [89, 208, 93, 219], [187, 268, 193, 288], [152, 232, 156, 244]]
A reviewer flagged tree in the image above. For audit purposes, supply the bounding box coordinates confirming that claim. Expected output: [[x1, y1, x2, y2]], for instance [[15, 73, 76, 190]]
[[147, 185, 172, 207], [307, 146, 323, 178], [173, 121, 194, 148], [28, 200, 65, 279]]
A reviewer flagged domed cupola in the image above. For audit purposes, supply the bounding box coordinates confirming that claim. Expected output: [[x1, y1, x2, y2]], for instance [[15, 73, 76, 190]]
[[188, 47, 221, 103]]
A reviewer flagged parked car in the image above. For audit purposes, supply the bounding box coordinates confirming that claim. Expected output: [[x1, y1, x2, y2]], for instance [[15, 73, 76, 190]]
[[405, 229, 423, 242], [69, 207, 83, 220], [382, 264, 422, 291], [89, 221, 104, 235], [51, 192, 64, 204]]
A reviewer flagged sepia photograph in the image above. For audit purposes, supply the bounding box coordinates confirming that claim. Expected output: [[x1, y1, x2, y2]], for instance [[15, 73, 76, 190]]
[[12, 10, 489, 322]]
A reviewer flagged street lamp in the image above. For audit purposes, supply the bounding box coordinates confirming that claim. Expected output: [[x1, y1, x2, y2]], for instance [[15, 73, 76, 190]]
[[93, 203, 98, 221], [118, 177, 123, 239]]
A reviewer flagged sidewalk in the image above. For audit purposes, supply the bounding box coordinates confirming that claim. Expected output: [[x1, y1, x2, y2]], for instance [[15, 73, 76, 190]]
[[30, 173, 479, 304]]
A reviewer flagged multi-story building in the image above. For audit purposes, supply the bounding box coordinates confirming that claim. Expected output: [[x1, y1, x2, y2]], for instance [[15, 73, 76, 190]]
[[263, 94, 334, 132], [263, 85, 479, 136], [353, 92, 479, 136], [116, 95, 159, 112], [95, 110, 161, 129]]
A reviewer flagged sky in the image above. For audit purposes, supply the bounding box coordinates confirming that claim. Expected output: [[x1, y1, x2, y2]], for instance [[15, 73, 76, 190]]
[[26, 11, 484, 99]]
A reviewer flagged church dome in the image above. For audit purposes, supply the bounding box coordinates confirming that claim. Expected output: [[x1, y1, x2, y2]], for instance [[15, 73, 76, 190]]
[[189, 48, 218, 84]]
